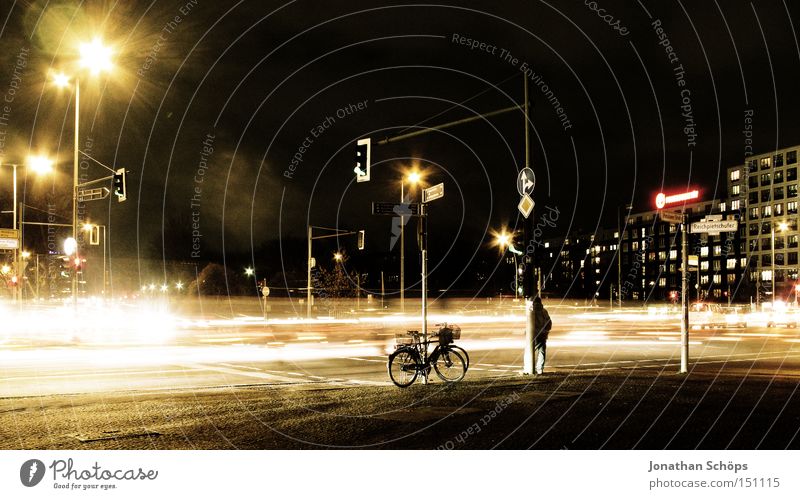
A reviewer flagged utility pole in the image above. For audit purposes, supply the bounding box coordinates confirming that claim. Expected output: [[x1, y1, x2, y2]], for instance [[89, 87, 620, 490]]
[[400, 182, 405, 313]]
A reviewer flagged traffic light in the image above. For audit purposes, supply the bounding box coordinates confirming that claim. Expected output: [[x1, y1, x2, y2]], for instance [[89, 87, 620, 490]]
[[357, 230, 365, 250], [113, 168, 127, 202], [354, 138, 370, 182]]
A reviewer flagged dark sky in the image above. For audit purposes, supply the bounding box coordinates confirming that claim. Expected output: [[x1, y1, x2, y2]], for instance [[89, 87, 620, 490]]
[[0, 0, 799, 289]]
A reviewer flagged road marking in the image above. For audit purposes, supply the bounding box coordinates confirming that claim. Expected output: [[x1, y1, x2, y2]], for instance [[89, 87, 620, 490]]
[[181, 364, 305, 383], [0, 368, 206, 381], [219, 363, 263, 371]]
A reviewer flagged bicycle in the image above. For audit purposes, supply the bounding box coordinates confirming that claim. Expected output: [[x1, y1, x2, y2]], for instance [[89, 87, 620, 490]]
[[387, 323, 467, 387]]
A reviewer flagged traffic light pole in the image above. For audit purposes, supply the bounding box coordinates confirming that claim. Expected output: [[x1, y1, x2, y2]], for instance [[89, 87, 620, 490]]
[[522, 76, 537, 376]]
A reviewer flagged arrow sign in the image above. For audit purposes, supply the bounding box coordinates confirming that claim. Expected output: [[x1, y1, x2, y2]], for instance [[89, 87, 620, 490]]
[[423, 183, 444, 203], [659, 210, 686, 224], [517, 167, 535, 196], [77, 187, 110, 203], [690, 220, 738, 233]]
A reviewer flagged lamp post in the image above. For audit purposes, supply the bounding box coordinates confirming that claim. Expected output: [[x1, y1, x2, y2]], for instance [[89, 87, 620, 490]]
[[400, 170, 421, 314], [1, 156, 53, 302], [771, 221, 789, 308], [52, 37, 114, 306]]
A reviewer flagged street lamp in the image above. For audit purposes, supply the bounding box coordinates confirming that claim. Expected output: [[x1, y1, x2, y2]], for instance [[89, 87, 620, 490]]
[[771, 221, 789, 308], [1, 155, 53, 302], [244, 267, 254, 277], [333, 252, 343, 262], [52, 37, 114, 306], [400, 169, 422, 313]]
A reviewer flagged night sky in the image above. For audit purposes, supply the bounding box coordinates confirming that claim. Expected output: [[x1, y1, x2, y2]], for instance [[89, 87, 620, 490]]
[[0, 0, 799, 293]]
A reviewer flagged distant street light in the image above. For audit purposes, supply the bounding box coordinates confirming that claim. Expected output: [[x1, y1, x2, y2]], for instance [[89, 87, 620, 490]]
[[175, 281, 184, 290], [20, 250, 31, 259], [333, 252, 343, 262], [63, 237, 77, 256], [27, 155, 54, 175], [244, 267, 254, 277]]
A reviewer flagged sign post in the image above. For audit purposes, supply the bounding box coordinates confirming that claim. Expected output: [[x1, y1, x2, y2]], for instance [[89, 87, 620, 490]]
[[655, 190, 698, 374]]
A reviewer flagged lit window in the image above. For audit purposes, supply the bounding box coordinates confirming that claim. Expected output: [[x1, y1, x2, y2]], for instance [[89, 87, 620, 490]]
[[731, 200, 740, 210], [727, 258, 736, 269], [670, 249, 677, 259], [701, 247, 709, 256], [730, 169, 740, 181], [701, 261, 709, 270]]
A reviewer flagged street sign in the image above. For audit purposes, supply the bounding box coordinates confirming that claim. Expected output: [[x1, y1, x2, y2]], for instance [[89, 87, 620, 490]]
[[690, 220, 738, 234], [422, 183, 444, 203], [261, 286, 270, 297], [0, 228, 19, 239], [518, 194, 535, 218], [659, 210, 686, 224], [517, 168, 535, 196], [372, 202, 420, 216], [77, 187, 110, 203], [0, 238, 18, 249]]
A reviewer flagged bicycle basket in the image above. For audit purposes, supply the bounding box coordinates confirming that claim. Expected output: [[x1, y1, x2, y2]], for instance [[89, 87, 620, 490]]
[[437, 325, 461, 345]]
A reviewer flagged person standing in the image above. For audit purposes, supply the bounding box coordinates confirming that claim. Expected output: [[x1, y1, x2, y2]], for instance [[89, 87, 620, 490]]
[[533, 296, 552, 375]]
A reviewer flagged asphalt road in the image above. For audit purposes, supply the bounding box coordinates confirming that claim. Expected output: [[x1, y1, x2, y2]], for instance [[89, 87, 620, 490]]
[[2, 308, 800, 449]]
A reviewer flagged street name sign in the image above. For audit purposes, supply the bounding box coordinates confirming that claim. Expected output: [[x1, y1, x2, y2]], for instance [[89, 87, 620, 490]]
[[659, 210, 685, 224], [690, 220, 738, 234], [372, 202, 420, 216], [0, 228, 19, 239], [422, 183, 444, 203], [0, 238, 18, 249]]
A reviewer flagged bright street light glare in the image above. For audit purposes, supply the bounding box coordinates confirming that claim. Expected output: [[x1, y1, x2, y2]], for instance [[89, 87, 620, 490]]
[[27, 155, 54, 174], [779, 222, 789, 232], [82, 223, 95, 232], [244, 267, 254, 276], [333, 252, 343, 261], [52, 71, 71, 88], [1, 265, 10, 274], [175, 281, 184, 290], [63, 237, 77, 256], [20, 250, 31, 259], [407, 171, 421, 184], [78, 38, 113, 75], [495, 232, 510, 248]]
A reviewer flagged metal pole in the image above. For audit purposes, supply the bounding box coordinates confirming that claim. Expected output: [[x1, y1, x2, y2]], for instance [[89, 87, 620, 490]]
[[681, 221, 689, 374], [381, 271, 385, 310], [102, 225, 107, 296], [522, 75, 537, 375], [772, 226, 776, 308], [72, 77, 79, 307], [617, 205, 622, 308], [400, 181, 405, 313], [12, 164, 17, 304], [421, 202, 428, 343], [307, 225, 312, 318]]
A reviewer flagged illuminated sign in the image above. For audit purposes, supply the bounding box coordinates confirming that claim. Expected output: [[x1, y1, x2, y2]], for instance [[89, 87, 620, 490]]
[[655, 190, 699, 209]]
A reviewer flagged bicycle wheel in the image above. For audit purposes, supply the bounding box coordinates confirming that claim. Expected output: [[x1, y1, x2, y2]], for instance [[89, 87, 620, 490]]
[[449, 345, 470, 370], [388, 348, 419, 387], [433, 348, 466, 383]]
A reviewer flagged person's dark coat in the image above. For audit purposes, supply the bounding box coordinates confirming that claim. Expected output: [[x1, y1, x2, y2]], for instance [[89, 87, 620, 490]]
[[533, 301, 552, 342]]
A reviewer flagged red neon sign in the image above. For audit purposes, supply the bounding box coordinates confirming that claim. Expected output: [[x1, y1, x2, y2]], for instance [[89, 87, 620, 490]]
[[655, 190, 699, 209]]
